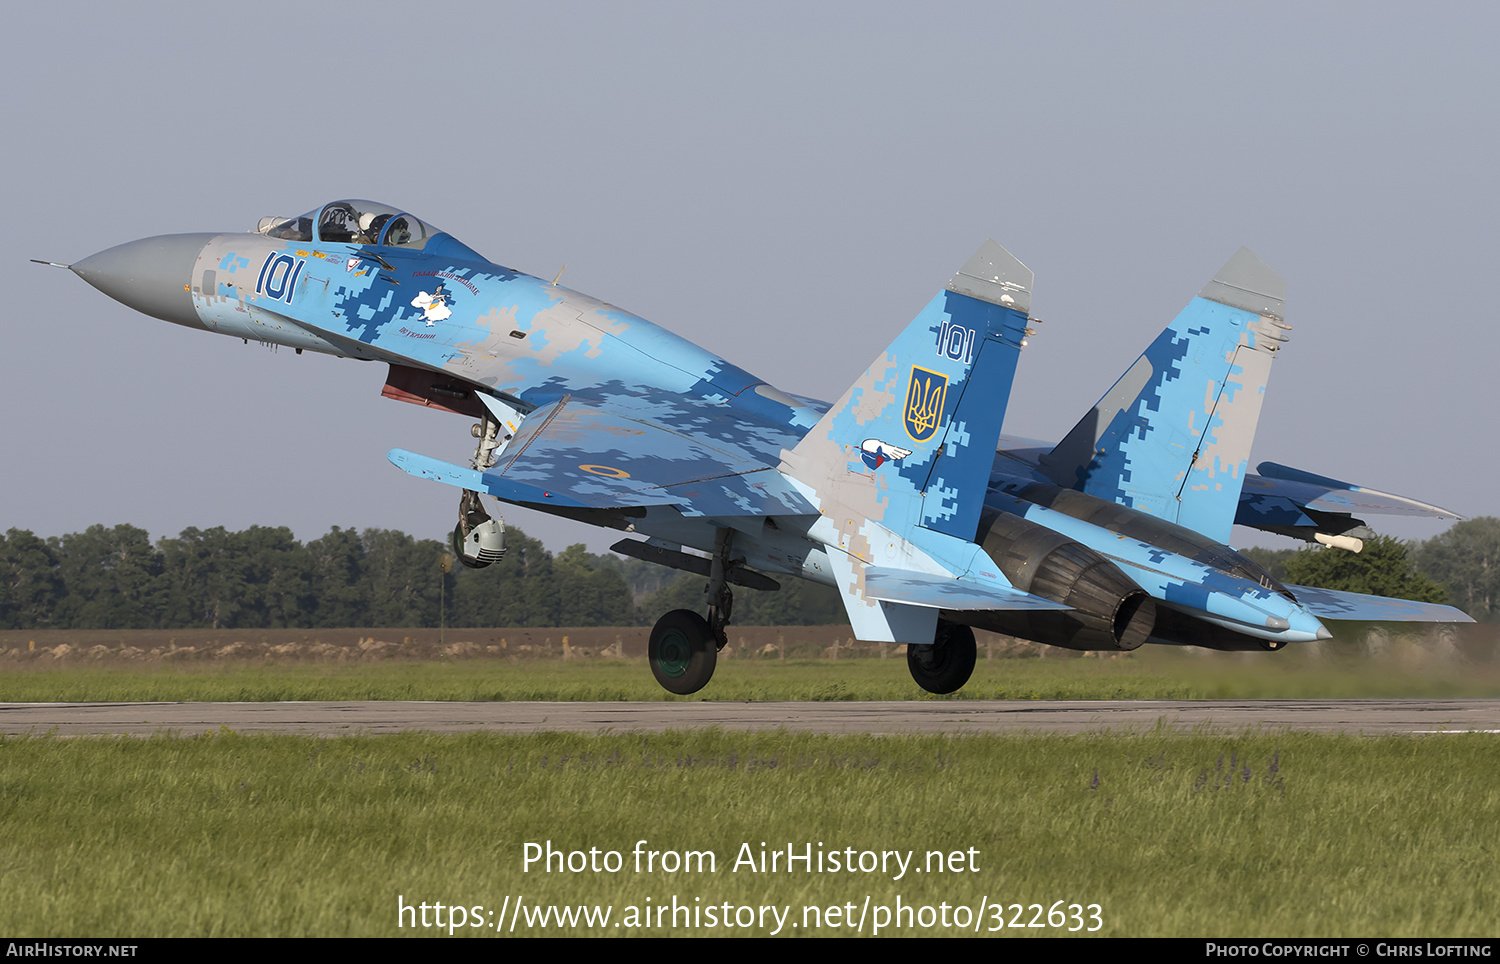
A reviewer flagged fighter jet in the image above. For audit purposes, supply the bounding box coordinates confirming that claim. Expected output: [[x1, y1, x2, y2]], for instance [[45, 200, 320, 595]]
[[53, 199, 1471, 695]]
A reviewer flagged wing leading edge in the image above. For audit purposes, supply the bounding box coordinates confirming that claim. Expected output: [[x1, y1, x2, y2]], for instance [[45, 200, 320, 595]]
[[391, 393, 817, 519], [1287, 584, 1474, 623]]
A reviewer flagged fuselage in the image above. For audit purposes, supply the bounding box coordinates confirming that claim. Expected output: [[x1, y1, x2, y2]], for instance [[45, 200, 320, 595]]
[[68, 200, 1332, 651]]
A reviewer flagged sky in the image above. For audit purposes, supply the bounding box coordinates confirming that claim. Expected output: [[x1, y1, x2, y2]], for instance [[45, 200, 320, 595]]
[[3, 1, 1494, 555]]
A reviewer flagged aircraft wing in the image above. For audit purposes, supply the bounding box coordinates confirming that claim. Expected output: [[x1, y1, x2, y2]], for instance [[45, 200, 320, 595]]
[[1286, 584, 1475, 623], [392, 393, 817, 519], [997, 440, 1464, 529], [1240, 462, 1463, 521], [1233, 460, 1463, 545]]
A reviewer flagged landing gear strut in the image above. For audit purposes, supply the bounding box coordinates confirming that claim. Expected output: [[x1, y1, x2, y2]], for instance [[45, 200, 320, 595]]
[[706, 527, 734, 647], [448, 403, 515, 569], [907, 619, 977, 694], [647, 528, 739, 695]]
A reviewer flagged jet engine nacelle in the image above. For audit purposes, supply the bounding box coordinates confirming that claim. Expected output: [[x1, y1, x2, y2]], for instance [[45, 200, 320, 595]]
[[961, 509, 1156, 651], [1002, 480, 1290, 595]]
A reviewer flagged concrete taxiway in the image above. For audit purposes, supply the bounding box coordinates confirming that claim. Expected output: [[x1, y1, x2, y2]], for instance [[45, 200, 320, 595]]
[[1, 699, 1496, 737]]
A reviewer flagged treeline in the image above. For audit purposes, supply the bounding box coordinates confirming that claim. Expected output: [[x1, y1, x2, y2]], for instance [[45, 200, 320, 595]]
[[3, 518, 1496, 631], [1240, 519, 1499, 622], [0, 523, 845, 631]]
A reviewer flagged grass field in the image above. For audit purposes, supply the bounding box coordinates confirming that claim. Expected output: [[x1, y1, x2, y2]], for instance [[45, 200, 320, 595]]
[[3, 640, 1498, 702], [2, 728, 1496, 937], [4, 627, 1496, 938]]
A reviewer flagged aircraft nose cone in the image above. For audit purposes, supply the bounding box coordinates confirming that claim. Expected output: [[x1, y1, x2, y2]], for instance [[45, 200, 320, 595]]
[[71, 233, 217, 329]]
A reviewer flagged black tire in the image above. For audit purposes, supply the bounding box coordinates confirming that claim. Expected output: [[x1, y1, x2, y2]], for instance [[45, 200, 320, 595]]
[[649, 610, 717, 695], [907, 620, 977, 694]]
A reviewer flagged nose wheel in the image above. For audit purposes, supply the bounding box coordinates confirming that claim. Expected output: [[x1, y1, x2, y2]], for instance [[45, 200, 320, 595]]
[[649, 610, 717, 695], [451, 488, 506, 568], [907, 620, 977, 694]]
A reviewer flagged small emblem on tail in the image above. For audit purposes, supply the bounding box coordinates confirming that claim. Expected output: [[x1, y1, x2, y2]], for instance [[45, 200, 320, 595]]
[[860, 439, 912, 470], [904, 367, 947, 442]]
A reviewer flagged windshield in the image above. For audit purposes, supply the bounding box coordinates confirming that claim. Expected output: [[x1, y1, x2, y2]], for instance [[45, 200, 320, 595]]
[[258, 199, 441, 250]]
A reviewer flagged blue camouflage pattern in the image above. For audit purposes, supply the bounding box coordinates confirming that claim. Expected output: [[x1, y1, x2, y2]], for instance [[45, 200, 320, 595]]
[[68, 200, 1473, 662], [1037, 248, 1289, 543]]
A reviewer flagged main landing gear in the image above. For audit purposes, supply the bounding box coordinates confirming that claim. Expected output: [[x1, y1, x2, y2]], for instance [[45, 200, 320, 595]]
[[640, 530, 979, 697], [648, 528, 737, 695], [906, 619, 977, 695]]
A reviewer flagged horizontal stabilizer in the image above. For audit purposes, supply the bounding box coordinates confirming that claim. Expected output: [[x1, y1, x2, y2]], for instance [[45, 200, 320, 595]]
[[863, 567, 1072, 612], [1287, 584, 1475, 623]]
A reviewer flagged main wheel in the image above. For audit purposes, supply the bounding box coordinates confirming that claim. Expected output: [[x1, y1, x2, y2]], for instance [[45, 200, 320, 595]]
[[907, 620, 977, 694], [649, 609, 717, 695]]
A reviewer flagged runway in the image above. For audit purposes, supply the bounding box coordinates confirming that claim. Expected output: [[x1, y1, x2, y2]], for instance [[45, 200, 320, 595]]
[[1, 699, 1497, 737]]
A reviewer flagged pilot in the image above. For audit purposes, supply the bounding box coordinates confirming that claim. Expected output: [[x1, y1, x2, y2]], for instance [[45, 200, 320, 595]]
[[363, 212, 392, 244]]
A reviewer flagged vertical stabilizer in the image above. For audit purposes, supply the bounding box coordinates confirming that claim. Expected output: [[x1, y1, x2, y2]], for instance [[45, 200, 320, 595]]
[[781, 240, 1033, 639], [1037, 248, 1288, 542]]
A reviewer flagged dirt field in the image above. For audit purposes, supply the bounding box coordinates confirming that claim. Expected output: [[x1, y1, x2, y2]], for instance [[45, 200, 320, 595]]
[[3, 624, 1490, 667]]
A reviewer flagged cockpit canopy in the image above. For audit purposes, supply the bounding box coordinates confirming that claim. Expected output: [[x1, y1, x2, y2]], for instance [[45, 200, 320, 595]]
[[258, 200, 441, 250]]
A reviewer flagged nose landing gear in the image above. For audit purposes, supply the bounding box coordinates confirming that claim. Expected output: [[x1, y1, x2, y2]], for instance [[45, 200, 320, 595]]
[[451, 488, 506, 569]]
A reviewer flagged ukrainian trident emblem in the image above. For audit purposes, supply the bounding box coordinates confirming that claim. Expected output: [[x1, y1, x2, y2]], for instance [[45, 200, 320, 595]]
[[903, 367, 947, 442]]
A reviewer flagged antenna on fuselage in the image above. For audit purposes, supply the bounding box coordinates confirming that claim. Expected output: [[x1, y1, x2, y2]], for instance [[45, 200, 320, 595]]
[[551, 264, 567, 286]]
